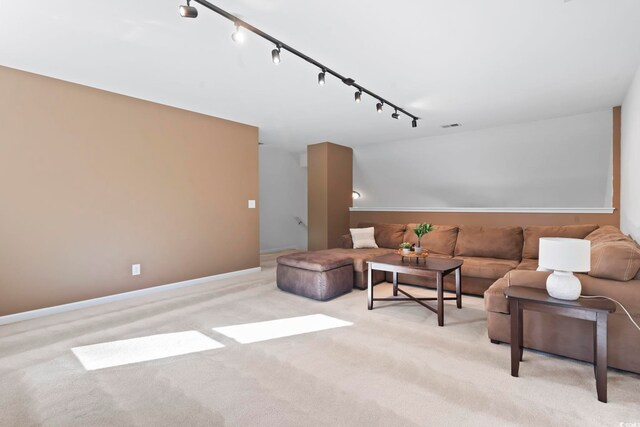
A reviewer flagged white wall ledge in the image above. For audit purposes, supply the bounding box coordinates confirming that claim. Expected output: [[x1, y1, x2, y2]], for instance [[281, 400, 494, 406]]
[[350, 207, 616, 214]]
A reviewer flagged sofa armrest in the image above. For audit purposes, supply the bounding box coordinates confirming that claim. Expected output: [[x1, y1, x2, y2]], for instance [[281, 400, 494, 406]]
[[484, 270, 551, 314], [338, 233, 353, 249], [505, 270, 551, 290]]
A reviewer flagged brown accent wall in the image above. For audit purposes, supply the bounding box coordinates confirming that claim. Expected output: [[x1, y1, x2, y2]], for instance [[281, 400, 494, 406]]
[[350, 211, 619, 228], [612, 106, 621, 214], [0, 66, 259, 316], [308, 142, 353, 250]]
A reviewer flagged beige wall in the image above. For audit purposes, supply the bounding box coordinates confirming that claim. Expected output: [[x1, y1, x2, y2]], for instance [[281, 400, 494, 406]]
[[307, 142, 352, 250], [0, 66, 259, 316]]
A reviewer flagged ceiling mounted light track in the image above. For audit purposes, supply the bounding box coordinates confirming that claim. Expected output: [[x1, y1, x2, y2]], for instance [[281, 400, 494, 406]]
[[178, 0, 419, 128]]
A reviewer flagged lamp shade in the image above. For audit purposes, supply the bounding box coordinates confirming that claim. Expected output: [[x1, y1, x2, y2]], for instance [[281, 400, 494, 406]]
[[538, 237, 591, 272]]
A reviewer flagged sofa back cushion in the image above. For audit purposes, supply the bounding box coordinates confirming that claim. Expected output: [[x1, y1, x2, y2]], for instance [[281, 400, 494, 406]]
[[358, 222, 406, 249], [589, 241, 640, 282], [584, 226, 640, 281], [403, 224, 458, 256], [522, 224, 599, 259], [455, 225, 523, 260], [585, 225, 632, 246]]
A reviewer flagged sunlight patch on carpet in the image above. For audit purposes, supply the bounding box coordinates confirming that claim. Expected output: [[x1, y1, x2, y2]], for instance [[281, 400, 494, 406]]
[[72, 331, 224, 370], [213, 314, 352, 344]]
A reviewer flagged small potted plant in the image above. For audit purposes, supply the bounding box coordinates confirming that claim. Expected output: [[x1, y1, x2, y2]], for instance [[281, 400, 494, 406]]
[[399, 242, 412, 255], [413, 223, 434, 254]]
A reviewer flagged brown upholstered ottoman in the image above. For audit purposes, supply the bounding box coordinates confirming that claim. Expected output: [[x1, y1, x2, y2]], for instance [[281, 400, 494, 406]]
[[276, 252, 354, 301]]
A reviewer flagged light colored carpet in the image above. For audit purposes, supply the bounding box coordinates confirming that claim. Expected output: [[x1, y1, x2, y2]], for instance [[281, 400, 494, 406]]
[[1, 251, 639, 426]]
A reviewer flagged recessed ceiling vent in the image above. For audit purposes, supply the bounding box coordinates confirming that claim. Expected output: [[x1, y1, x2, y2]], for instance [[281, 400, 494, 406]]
[[441, 123, 461, 129]]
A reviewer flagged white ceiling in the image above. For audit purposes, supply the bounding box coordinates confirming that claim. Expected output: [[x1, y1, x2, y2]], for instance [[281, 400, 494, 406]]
[[1, 0, 640, 150]]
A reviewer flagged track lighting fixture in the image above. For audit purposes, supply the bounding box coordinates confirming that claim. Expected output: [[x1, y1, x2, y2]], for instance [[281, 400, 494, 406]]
[[271, 45, 281, 64], [231, 25, 244, 43], [178, 1, 419, 126], [318, 70, 326, 86], [179, 0, 198, 18]]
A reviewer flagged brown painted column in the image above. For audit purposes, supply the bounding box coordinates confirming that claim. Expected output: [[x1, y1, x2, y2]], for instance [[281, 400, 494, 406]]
[[307, 142, 353, 250], [612, 106, 621, 226]]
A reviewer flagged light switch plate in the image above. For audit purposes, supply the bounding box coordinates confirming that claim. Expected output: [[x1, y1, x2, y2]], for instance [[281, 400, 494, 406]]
[[248, 200, 256, 209], [132, 264, 141, 276]]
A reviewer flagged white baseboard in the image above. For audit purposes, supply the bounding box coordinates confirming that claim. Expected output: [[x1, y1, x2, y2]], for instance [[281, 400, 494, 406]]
[[0, 266, 262, 326]]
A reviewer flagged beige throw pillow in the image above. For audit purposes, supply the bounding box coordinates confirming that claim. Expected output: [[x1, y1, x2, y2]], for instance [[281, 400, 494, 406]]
[[350, 227, 378, 249]]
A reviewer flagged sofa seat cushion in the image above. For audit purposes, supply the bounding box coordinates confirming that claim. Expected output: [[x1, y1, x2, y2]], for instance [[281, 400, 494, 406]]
[[522, 224, 599, 259], [313, 248, 396, 272], [458, 256, 519, 280], [454, 225, 523, 260], [358, 222, 406, 249], [517, 258, 539, 270], [276, 251, 353, 272], [403, 224, 458, 256]]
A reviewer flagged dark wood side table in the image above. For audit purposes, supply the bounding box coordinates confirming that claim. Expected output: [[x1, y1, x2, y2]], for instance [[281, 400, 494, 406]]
[[367, 254, 463, 326], [504, 286, 616, 403]]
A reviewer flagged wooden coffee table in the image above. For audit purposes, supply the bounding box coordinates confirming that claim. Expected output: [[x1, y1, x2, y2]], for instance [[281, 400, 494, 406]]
[[367, 253, 463, 326], [504, 286, 616, 403]]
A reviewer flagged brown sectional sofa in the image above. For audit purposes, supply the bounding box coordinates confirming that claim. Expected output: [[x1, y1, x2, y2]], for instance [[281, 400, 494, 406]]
[[326, 222, 640, 374], [336, 222, 599, 295]]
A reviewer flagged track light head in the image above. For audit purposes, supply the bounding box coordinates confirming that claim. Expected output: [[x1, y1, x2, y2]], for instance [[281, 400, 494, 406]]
[[412, 118, 418, 128], [392, 110, 400, 120], [272, 46, 281, 64], [355, 90, 362, 103], [231, 25, 244, 43], [179, 0, 198, 18], [376, 102, 383, 113], [318, 70, 326, 86]]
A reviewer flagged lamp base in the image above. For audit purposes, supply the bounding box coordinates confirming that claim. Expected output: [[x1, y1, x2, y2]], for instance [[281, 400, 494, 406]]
[[546, 270, 581, 301]]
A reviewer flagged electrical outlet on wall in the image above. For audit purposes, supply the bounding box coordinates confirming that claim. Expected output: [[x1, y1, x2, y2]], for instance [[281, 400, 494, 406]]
[[248, 200, 256, 209], [132, 264, 141, 276]]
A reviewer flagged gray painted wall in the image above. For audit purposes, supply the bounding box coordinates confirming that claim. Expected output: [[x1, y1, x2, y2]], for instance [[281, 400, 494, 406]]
[[259, 146, 307, 252], [353, 110, 613, 208], [621, 66, 640, 242]]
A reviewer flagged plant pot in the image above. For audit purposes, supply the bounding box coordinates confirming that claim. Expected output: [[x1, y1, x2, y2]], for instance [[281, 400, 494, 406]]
[[401, 248, 411, 255], [414, 246, 423, 255]]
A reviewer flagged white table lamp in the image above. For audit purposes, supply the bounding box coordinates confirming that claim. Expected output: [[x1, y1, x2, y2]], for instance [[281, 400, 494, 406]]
[[537, 237, 591, 300]]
